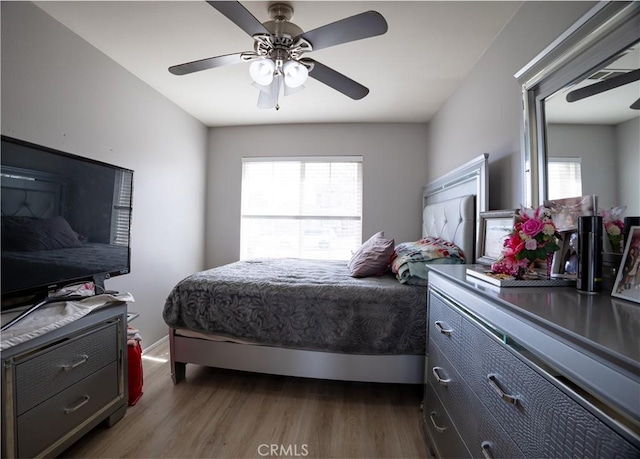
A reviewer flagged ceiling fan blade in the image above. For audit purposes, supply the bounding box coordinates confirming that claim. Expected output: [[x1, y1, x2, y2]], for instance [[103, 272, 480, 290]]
[[302, 58, 369, 100], [631, 97, 640, 110], [566, 69, 640, 102], [296, 11, 388, 52], [206, 1, 269, 37], [169, 52, 245, 75]]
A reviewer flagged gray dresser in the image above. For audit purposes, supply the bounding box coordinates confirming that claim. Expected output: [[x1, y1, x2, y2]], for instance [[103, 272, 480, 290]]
[[424, 265, 640, 458], [1, 302, 128, 458]]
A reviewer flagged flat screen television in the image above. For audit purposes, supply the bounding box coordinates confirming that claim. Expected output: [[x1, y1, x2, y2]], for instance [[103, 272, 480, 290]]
[[1, 136, 133, 311]]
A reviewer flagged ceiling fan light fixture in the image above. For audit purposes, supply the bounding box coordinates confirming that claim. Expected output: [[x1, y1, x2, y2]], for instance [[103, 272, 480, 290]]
[[284, 83, 305, 97], [171, 2, 389, 110], [257, 88, 277, 109], [283, 60, 308, 88], [251, 81, 268, 93], [256, 74, 283, 109], [249, 58, 275, 86]]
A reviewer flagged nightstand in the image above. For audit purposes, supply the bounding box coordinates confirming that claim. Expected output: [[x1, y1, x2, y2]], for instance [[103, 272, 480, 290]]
[[1, 302, 128, 458]]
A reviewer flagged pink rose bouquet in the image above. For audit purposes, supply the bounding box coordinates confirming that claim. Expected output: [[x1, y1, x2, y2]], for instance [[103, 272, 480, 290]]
[[600, 206, 625, 253], [491, 206, 561, 278]]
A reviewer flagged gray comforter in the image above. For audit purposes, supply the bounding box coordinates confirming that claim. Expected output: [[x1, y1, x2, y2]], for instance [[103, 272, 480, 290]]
[[163, 258, 427, 355]]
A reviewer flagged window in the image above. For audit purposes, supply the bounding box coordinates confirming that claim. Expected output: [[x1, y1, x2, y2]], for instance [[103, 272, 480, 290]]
[[548, 157, 582, 200], [241, 157, 363, 260], [110, 169, 133, 246]]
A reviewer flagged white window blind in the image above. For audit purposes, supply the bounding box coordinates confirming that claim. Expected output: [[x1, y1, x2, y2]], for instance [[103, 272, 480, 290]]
[[110, 169, 133, 246], [241, 157, 363, 260], [548, 157, 582, 200]]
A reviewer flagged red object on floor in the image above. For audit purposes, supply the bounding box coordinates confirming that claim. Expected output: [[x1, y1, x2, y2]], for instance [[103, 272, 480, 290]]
[[127, 341, 143, 406]]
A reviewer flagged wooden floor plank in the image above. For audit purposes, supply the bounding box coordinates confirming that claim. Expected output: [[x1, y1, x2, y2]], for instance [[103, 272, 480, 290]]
[[60, 340, 429, 458]]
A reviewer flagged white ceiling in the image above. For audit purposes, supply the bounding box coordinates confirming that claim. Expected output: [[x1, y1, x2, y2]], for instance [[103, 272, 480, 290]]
[[34, 1, 523, 127], [545, 44, 640, 125]]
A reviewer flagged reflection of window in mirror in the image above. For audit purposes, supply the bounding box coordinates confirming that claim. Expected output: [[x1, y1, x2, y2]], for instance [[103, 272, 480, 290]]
[[544, 41, 640, 212], [548, 157, 582, 200]]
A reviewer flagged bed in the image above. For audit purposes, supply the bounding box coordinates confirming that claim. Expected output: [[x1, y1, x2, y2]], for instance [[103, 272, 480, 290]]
[[164, 154, 488, 384]]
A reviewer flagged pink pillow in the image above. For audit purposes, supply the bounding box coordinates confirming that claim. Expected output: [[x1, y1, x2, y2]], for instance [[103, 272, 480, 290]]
[[347, 231, 395, 278]]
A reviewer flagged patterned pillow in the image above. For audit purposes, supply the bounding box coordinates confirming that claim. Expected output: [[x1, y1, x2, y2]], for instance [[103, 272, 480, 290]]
[[348, 231, 395, 278], [391, 236, 465, 274]]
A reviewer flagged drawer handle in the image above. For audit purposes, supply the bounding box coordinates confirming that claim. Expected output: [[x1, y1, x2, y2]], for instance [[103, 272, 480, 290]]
[[481, 441, 494, 459], [429, 411, 447, 433], [64, 395, 90, 414], [434, 321, 453, 336], [487, 374, 518, 404], [62, 354, 89, 371], [432, 367, 451, 386]]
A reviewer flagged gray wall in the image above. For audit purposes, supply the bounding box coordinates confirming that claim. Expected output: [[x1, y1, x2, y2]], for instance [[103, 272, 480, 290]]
[[546, 124, 617, 209], [1, 2, 208, 345], [616, 117, 640, 216], [425, 1, 595, 210], [541, 118, 638, 215], [206, 123, 429, 268]]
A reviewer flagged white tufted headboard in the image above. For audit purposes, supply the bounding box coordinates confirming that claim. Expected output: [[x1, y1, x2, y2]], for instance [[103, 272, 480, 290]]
[[423, 195, 475, 261], [422, 154, 489, 263]]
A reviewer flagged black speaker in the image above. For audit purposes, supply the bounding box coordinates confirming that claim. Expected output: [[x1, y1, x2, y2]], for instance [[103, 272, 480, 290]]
[[577, 216, 602, 294]]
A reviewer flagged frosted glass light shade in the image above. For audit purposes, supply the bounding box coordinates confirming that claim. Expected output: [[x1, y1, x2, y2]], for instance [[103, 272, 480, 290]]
[[257, 88, 277, 109], [283, 60, 308, 88], [257, 75, 283, 109], [283, 83, 304, 97], [249, 59, 275, 86]]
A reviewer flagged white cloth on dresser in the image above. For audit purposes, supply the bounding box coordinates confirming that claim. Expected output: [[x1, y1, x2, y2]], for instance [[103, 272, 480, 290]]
[[0, 292, 134, 350]]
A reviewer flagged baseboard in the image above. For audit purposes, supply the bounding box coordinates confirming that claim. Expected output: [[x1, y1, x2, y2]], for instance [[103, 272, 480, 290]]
[[142, 334, 168, 354]]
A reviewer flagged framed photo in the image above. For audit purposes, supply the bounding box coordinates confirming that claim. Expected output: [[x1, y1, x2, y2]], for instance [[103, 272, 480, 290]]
[[612, 226, 640, 304], [477, 210, 515, 265], [551, 230, 578, 276], [543, 195, 597, 231]]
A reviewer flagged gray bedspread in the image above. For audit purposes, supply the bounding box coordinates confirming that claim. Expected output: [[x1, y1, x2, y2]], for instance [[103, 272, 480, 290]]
[[163, 258, 427, 355]]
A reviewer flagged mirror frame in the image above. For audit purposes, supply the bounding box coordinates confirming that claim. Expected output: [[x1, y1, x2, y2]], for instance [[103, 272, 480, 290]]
[[515, 1, 640, 208]]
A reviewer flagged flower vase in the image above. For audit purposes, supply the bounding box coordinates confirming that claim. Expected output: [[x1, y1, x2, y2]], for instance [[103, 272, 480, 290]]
[[516, 261, 538, 280], [607, 234, 622, 253], [546, 252, 553, 280]]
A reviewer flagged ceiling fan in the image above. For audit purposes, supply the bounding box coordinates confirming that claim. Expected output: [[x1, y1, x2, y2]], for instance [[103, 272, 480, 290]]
[[566, 68, 640, 109], [168, 1, 388, 110]]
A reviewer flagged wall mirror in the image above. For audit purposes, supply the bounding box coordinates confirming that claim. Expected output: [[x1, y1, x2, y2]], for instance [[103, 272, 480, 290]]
[[516, 2, 639, 225]]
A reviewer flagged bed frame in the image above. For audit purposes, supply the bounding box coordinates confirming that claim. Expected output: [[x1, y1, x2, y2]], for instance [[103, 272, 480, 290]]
[[169, 154, 489, 384]]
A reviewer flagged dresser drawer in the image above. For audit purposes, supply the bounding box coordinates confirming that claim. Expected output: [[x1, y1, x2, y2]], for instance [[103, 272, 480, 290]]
[[427, 339, 525, 459], [423, 381, 470, 459], [459, 313, 640, 458], [15, 321, 118, 415], [428, 292, 463, 368], [17, 361, 119, 458]]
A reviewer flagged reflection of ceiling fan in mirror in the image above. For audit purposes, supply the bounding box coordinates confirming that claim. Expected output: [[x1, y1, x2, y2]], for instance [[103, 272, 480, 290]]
[[566, 45, 640, 110], [168, 1, 388, 110]]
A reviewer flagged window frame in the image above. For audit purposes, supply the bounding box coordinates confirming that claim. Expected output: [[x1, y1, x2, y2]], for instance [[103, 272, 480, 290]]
[[240, 156, 363, 260], [547, 156, 583, 200]]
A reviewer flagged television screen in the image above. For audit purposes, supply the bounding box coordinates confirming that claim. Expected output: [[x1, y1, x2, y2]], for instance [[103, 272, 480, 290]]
[[1, 136, 133, 309]]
